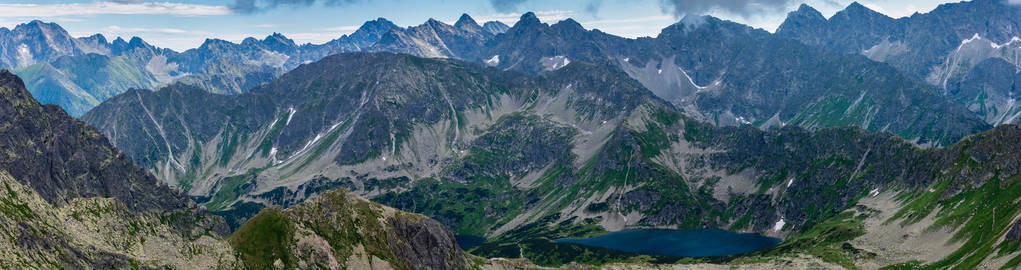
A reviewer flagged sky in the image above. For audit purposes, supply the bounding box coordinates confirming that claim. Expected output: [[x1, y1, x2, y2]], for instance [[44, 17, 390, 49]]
[[0, 0, 965, 51]]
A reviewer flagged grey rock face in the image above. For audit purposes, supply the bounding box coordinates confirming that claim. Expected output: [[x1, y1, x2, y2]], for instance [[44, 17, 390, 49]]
[[777, 0, 1021, 126], [0, 70, 191, 212]]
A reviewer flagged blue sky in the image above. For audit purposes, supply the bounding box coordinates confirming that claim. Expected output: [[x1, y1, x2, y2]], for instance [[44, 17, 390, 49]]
[[0, 0, 962, 51]]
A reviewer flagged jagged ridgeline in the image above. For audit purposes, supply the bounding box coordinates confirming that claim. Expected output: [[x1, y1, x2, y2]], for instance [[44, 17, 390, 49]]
[[83, 51, 1021, 268], [5, 11, 990, 147], [776, 0, 1021, 126], [0, 70, 513, 269], [0, 15, 508, 117]]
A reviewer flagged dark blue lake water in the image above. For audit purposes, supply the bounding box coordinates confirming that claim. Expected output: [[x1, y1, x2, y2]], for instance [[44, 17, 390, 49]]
[[455, 235, 486, 249], [555, 228, 781, 258]]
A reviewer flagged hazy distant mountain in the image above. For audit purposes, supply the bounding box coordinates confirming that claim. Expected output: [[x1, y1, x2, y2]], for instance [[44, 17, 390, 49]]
[[0, 15, 515, 117]]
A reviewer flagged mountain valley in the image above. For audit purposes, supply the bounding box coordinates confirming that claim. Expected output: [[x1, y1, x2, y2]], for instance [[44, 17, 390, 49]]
[[3, 0, 1021, 269]]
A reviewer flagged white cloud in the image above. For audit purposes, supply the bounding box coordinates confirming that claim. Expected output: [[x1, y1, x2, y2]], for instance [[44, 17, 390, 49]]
[[322, 25, 360, 32], [283, 32, 347, 44], [103, 25, 205, 34], [0, 2, 232, 17], [861, 1, 924, 18], [582, 15, 674, 25]]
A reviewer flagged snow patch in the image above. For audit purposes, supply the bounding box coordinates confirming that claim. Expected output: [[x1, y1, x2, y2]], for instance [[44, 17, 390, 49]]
[[869, 188, 880, 197], [735, 116, 752, 125], [286, 107, 296, 125], [484, 55, 500, 66], [962, 33, 982, 45], [541, 55, 571, 71], [786, 178, 794, 188], [678, 67, 715, 91], [15, 44, 33, 67], [773, 219, 786, 231], [269, 147, 280, 164]]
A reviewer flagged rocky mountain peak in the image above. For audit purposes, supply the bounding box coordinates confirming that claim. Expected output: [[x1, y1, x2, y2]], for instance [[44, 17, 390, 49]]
[[777, 3, 827, 34], [454, 13, 481, 31], [516, 11, 543, 27], [126, 36, 151, 49], [0, 70, 36, 106], [794, 4, 826, 21], [347, 17, 400, 47], [552, 18, 585, 32], [838, 1, 891, 20], [482, 21, 510, 34], [19, 20, 65, 33], [359, 17, 399, 32], [82, 33, 108, 44], [261, 32, 297, 49]]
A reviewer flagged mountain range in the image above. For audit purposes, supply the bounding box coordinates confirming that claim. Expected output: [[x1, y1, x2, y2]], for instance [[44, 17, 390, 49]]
[[777, 0, 1021, 126], [84, 47, 1021, 269], [5, 0, 1021, 269], [0, 15, 509, 117], [6, 8, 998, 148]]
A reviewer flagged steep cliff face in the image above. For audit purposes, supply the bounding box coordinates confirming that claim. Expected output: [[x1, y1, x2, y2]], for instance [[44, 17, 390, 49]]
[[0, 70, 234, 268], [0, 70, 203, 214]]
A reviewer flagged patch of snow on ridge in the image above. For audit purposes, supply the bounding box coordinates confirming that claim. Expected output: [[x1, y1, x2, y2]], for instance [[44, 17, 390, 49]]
[[869, 188, 880, 197], [962, 33, 982, 45], [787, 178, 794, 188], [16, 44, 33, 67], [735, 116, 751, 125], [555, 56, 570, 69], [485, 55, 500, 66], [541, 55, 571, 71]]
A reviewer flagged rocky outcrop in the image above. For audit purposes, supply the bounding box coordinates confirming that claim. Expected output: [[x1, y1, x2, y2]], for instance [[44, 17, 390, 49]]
[[229, 188, 471, 269]]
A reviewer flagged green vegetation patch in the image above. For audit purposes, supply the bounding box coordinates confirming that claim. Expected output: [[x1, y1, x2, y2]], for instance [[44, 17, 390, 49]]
[[228, 207, 295, 269]]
